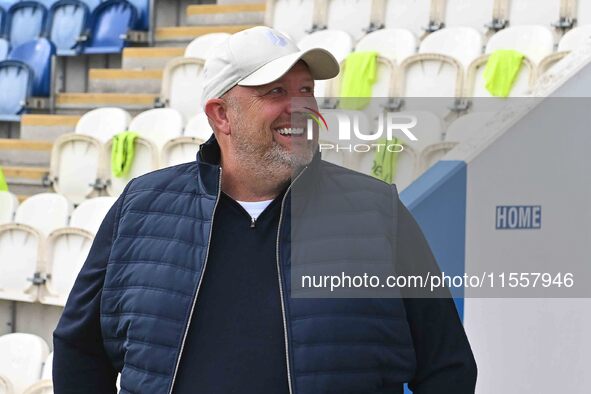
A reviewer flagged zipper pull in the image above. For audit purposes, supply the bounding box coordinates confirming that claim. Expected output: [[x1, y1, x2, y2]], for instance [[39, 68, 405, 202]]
[[250, 217, 256, 228]]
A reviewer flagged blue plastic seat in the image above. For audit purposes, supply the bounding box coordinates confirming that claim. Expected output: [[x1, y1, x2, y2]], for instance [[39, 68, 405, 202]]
[[127, 0, 148, 30], [0, 60, 33, 121], [6, 2, 48, 48], [35, 0, 61, 8], [82, 0, 100, 12], [8, 38, 55, 97], [47, 0, 89, 55], [83, 0, 136, 54], [0, 38, 9, 60], [0, 7, 5, 38]]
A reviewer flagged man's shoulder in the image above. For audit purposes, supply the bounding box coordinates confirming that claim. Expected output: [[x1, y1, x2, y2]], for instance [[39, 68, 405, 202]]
[[125, 161, 201, 195]]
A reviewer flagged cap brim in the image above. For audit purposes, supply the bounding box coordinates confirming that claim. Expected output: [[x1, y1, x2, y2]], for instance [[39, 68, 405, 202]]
[[237, 48, 340, 87]]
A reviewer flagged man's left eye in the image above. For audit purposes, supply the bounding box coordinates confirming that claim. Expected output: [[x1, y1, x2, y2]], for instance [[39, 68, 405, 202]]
[[269, 87, 284, 94]]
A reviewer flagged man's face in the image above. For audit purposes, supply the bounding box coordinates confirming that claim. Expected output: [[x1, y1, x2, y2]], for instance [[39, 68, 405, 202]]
[[223, 61, 319, 178]]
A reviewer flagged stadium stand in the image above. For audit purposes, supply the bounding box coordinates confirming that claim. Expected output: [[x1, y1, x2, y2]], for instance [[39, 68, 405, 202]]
[[8, 38, 55, 97], [0, 334, 49, 394], [485, 25, 556, 64], [184, 32, 231, 59], [159, 57, 206, 122], [539, 24, 591, 73], [46, 0, 91, 56], [418, 27, 483, 68], [74, 107, 131, 142], [264, 0, 316, 41], [6, 2, 47, 48], [441, 0, 496, 32], [574, 0, 591, 25], [354, 28, 417, 64], [128, 107, 184, 148], [323, 0, 373, 41], [22, 352, 53, 394], [162, 110, 211, 167], [381, 0, 437, 37], [0, 60, 33, 121], [184, 111, 214, 139], [82, 0, 137, 54], [0, 190, 18, 224], [500, 0, 565, 28]]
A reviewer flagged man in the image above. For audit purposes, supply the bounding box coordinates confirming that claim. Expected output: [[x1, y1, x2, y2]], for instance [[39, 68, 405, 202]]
[[53, 26, 476, 393]]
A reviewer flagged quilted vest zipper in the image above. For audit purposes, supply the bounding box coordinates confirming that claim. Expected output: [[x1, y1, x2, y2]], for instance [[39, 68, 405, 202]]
[[168, 166, 223, 394], [276, 167, 307, 394]]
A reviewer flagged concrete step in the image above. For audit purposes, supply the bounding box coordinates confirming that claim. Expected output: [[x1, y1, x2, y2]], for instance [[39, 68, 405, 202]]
[[186, 3, 265, 26], [155, 25, 255, 45], [122, 47, 185, 69], [2, 165, 51, 198], [88, 69, 163, 94], [0, 138, 52, 167], [55, 93, 157, 114], [20, 114, 81, 141]]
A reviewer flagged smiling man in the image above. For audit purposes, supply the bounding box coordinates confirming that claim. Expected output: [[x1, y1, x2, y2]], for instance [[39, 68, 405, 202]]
[[53, 26, 476, 394]]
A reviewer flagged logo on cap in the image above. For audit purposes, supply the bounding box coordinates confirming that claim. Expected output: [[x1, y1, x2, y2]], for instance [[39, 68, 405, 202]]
[[266, 30, 288, 47]]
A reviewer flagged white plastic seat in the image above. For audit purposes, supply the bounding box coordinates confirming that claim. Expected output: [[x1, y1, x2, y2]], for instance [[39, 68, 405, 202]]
[[15, 193, 71, 237], [184, 33, 230, 59], [160, 57, 206, 123], [324, 0, 373, 41], [486, 25, 555, 64], [298, 30, 353, 98], [355, 28, 417, 64], [39, 226, 93, 307], [0, 191, 19, 225], [22, 352, 53, 394], [382, 0, 434, 38], [49, 134, 104, 205], [128, 108, 184, 149], [0, 334, 49, 394], [558, 24, 591, 50], [442, 0, 496, 32], [331, 56, 397, 100], [69, 196, 117, 234], [504, 0, 562, 27], [419, 27, 483, 68], [265, 0, 316, 42], [75, 107, 132, 143], [104, 137, 160, 197], [575, 0, 591, 25], [184, 113, 214, 140], [161, 137, 202, 167]]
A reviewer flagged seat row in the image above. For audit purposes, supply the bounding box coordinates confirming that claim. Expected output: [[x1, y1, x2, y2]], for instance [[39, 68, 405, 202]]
[[0, 333, 52, 394], [266, 0, 591, 41], [0, 192, 114, 306], [0, 0, 147, 57]]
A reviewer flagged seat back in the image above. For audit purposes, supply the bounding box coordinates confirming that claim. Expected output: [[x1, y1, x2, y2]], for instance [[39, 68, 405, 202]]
[[0, 7, 5, 41], [161, 137, 202, 167], [160, 57, 206, 122], [15, 192, 70, 236], [75, 107, 131, 142], [0, 37, 10, 61], [486, 25, 555, 63], [265, 0, 315, 41], [85, 0, 136, 53], [505, 0, 562, 27], [0, 191, 18, 224], [383, 0, 433, 37], [49, 134, 104, 204], [575, 0, 591, 25], [0, 60, 33, 117], [325, 0, 373, 40], [0, 334, 49, 394], [355, 28, 417, 64], [419, 27, 483, 68], [400, 55, 463, 97], [184, 33, 230, 59], [47, 0, 89, 55], [105, 137, 159, 196], [69, 196, 116, 233], [7, 1, 47, 48], [442, 0, 495, 31], [129, 108, 184, 149], [127, 0, 148, 30], [558, 24, 591, 51], [8, 38, 56, 96], [332, 55, 397, 99], [184, 112, 214, 140]]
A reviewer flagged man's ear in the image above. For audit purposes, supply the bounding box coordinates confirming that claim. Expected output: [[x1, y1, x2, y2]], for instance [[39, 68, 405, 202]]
[[204, 98, 231, 136]]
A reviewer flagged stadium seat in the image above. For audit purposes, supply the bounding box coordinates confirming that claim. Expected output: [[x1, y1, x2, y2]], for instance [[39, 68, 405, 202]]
[[419, 27, 483, 68], [0, 38, 8, 61], [0, 60, 33, 121], [14, 192, 71, 236], [47, 0, 90, 56], [539, 25, 591, 74], [69, 196, 116, 233], [486, 25, 555, 64], [129, 108, 184, 148], [34, 0, 61, 8], [324, 0, 373, 41], [442, 0, 496, 31], [22, 352, 53, 394], [8, 38, 56, 97], [575, 0, 591, 25], [503, 0, 562, 27], [75, 107, 132, 142], [127, 0, 148, 30], [184, 33, 230, 59], [265, 0, 316, 42], [82, 0, 137, 54], [160, 57, 206, 123], [184, 112, 214, 139], [381, 0, 434, 37], [0, 7, 5, 43], [49, 133, 104, 204], [104, 136, 159, 196], [331, 55, 397, 98], [6, 1, 47, 48], [161, 137, 201, 167], [298, 30, 353, 98], [0, 334, 49, 394], [354, 28, 417, 64], [0, 191, 18, 224]]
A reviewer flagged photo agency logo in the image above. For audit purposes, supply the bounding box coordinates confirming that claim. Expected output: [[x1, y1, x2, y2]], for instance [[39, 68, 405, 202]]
[[303, 108, 419, 153]]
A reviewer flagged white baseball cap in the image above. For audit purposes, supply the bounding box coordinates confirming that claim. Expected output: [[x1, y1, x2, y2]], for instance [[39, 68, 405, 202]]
[[201, 26, 340, 106]]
